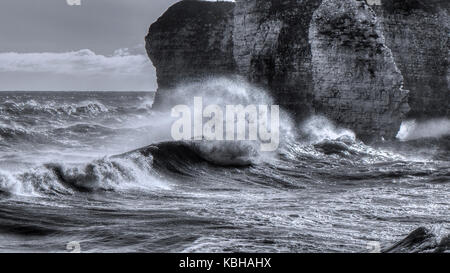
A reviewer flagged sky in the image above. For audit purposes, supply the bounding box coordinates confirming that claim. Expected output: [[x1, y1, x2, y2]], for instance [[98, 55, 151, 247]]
[[0, 0, 179, 91]]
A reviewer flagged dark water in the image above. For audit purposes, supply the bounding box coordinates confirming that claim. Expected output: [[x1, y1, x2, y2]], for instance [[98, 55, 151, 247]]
[[0, 90, 448, 253]]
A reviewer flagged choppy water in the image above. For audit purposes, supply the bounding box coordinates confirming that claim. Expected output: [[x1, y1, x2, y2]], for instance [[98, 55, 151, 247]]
[[0, 84, 448, 253]]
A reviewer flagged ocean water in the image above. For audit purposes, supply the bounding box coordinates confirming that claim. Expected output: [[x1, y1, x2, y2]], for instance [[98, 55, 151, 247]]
[[0, 83, 449, 253]]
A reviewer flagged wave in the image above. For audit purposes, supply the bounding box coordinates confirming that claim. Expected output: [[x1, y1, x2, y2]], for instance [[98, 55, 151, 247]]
[[0, 99, 112, 118], [300, 115, 356, 144], [0, 150, 170, 197], [135, 140, 260, 168], [0, 122, 119, 149], [0, 80, 446, 199], [0, 124, 55, 147], [0, 125, 35, 140], [0, 138, 259, 196], [273, 115, 412, 164], [0, 97, 156, 151], [0, 135, 422, 198], [0, 137, 273, 197]]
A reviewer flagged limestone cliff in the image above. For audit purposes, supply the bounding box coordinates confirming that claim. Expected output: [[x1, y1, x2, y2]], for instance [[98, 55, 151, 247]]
[[310, 0, 409, 140], [146, 0, 448, 140], [372, 0, 449, 119], [233, 0, 323, 118], [145, 0, 236, 107]]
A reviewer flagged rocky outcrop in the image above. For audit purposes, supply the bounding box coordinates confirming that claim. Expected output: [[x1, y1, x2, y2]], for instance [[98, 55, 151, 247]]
[[146, 0, 448, 140], [310, 0, 409, 140], [372, 0, 450, 119], [145, 0, 236, 107], [383, 227, 450, 253]]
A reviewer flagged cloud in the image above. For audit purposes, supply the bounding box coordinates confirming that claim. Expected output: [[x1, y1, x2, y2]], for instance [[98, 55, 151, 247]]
[[0, 48, 157, 91], [0, 48, 151, 76]]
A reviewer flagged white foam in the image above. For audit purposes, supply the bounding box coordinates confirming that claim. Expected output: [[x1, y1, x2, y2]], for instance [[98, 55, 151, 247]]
[[397, 118, 450, 141], [301, 115, 356, 143]]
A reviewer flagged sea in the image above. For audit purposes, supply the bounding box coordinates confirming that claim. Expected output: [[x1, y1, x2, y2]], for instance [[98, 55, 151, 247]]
[[0, 79, 448, 253]]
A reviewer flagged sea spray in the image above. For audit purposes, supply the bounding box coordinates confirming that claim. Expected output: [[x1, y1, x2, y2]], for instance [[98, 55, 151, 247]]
[[300, 115, 356, 144], [397, 118, 450, 141]]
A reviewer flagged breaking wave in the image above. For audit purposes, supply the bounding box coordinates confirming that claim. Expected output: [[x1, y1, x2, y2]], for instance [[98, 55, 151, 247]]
[[0, 149, 169, 197], [300, 115, 356, 143], [0, 139, 262, 197], [0, 131, 436, 198]]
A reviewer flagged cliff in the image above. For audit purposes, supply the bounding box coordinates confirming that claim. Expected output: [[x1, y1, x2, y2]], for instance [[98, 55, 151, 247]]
[[146, 0, 448, 140], [145, 0, 236, 107], [310, 0, 409, 139], [372, 0, 449, 119], [233, 0, 323, 118]]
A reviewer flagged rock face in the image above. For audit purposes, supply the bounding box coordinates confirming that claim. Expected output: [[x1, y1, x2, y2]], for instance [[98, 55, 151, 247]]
[[145, 1, 236, 107], [372, 0, 449, 119], [233, 0, 323, 118], [146, 0, 448, 140], [310, 0, 409, 139]]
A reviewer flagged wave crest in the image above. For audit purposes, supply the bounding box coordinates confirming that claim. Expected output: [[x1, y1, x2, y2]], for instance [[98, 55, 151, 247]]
[[0, 99, 111, 118], [0, 151, 170, 197]]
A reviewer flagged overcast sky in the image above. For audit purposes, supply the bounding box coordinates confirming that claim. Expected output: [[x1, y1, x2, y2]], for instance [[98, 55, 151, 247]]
[[0, 0, 179, 91]]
